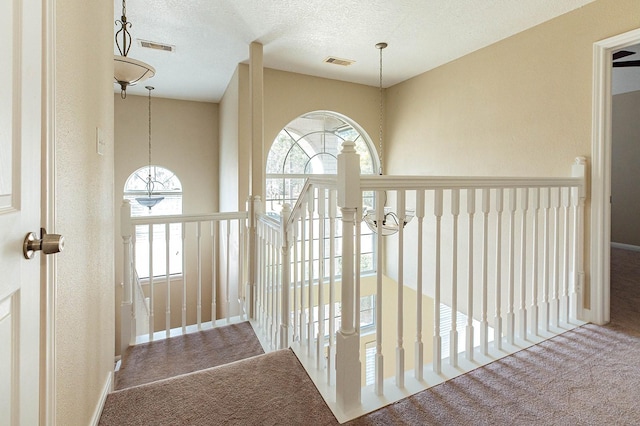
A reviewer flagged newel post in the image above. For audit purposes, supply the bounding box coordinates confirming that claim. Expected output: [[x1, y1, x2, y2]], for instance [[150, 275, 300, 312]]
[[336, 140, 362, 411], [120, 199, 134, 355], [279, 204, 291, 349], [572, 157, 587, 321]]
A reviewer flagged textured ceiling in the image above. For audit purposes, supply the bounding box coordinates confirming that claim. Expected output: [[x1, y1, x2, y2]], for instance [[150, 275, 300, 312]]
[[114, 0, 598, 102]]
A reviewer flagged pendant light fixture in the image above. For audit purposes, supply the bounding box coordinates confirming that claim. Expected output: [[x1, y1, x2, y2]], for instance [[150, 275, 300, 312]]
[[363, 42, 414, 235], [135, 86, 164, 210], [114, 0, 155, 99]]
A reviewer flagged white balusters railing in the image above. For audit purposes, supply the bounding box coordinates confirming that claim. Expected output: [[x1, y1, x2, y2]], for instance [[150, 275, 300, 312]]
[[254, 148, 586, 423], [120, 143, 587, 423], [120, 205, 248, 343]]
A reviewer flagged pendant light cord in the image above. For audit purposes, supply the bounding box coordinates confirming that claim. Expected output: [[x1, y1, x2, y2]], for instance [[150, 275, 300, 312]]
[[376, 42, 387, 175], [147, 86, 154, 196]]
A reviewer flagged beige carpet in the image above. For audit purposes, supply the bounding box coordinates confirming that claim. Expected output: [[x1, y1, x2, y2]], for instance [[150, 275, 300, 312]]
[[115, 321, 264, 390], [101, 248, 640, 425], [100, 349, 337, 426]]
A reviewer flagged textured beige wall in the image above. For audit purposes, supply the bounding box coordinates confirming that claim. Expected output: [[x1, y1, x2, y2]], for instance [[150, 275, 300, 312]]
[[263, 68, 380, 180], [113, 95, 219, 354], [612, 90, 640, 246], [385, 0, 640, 308], [54, 0, 115, 423]]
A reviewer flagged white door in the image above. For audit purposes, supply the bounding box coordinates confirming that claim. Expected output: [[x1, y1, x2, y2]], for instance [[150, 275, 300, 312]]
[[1, 0, 44, 423]]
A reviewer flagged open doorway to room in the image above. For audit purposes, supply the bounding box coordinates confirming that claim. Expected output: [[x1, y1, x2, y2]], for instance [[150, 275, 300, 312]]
[[592, 29, 640, 325], [610, 43, 640, 323]]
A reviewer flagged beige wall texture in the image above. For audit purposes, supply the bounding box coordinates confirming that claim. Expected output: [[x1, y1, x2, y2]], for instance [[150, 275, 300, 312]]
[[612, 90, 640, 246], [113, 95, 219, 354], [54, 0, 115, 423], [385, 0, 640, 309], [219, 67, 242, 212]]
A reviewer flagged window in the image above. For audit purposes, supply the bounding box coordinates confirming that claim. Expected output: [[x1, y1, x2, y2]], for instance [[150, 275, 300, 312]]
[[266, 111, 379, 274], [306, 294, 377, 339], [124, 165, 183, 279]]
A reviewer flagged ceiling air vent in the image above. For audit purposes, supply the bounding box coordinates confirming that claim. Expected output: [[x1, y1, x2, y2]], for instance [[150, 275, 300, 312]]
[[323, 56, 355, 66], [138, 39, 175, 52]]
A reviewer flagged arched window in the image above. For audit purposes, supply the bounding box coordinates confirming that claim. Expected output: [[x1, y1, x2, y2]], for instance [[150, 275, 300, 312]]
[[265, 111, 378, 274], [266, 111, 378, 212], [124, 165, 183, 278]]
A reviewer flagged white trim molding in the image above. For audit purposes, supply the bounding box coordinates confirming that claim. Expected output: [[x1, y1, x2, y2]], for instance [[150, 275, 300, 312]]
[[591, 28, 640, 325], [42, 0, 57, 423], [90, 372, 112, 426], [610, 242, 640, 252]]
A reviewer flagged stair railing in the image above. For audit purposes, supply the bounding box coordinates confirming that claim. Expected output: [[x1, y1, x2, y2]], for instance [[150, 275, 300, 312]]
[[121, 202, 249, 348], [253, 141, 587, 419]]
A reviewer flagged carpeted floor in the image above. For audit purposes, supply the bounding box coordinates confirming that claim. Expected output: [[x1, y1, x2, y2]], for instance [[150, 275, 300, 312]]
[[115, 321, 264, 390], [101, 248, 640, 425]]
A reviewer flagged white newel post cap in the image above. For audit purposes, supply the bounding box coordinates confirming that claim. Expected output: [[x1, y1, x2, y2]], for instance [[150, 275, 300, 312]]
[[337, 140, 361, 209]]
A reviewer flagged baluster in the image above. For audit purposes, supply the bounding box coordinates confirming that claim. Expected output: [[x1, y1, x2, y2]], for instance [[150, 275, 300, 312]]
[[531, 188, 540, 336], [211, 221, 217, 325], [433, 189, 443, 374], [181, 223, 187, 333], [317, 192, 326, 369], [542, 187, 551, 332], [415, 190, 425, 379], [300, 203, 307, 346], [466, 188, 475, 361], [256, 223, 262, 325], [274, 226, 281, 345], [328, 189, 337, 385], [226, 219, 231, 323], [260, 223, 266, 327], [506, 188, 516, 345], [375, 190, 385, 395], [165, 223, 171, 338], [271, 227, 278, 343], [552, 188, 561, 328], [562, 187, 571, 323], [480, 189, 490, 355], [396, 190, 406, 386], [518, 188, 529, 340], [572, 157, 587, 321], [239, 217, 245, 319], [148, 224, 155, 340], [307, 190, 315, 355], [494, 188, 503, 351], [197, 221, 202, 329], [355, 200, 362, 336], [292, 216, 299, 342], [449, 189, 459, 367]]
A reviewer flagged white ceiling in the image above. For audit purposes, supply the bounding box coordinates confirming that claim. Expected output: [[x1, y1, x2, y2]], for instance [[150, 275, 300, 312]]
[[114, 0, 598, 102]]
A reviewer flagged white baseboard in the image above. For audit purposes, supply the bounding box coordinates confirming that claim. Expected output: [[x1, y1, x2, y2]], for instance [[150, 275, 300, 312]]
[[90, 371, 112, 426], [610, 242, 640, 252]]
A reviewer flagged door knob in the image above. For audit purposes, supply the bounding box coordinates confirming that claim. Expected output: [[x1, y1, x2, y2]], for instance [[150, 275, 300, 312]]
[[23, 228, 65, 259]]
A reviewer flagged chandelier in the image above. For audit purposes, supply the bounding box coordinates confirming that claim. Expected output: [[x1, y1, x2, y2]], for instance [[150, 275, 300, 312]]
[[135, 86, 164, 210], [363, 42, 414, 235], [114, 0, 155, 99]]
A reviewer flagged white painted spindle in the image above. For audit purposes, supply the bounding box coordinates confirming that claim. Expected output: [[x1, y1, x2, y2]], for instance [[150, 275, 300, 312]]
[[433, 189, 443, 374], [449, 189, 459, 367], [396, 190, 406, 386], [518, 188, 529, 340], [480, 189, 490, 355], [494, 188, 503, 351], [415, 189, 425, 379], [506, 188, 516, 345], [466, 188, 475, 361]]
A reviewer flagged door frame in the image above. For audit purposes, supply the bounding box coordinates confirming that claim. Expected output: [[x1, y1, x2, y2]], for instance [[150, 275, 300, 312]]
[[42, 0, 56, 423], [591, 28, 640, 325]]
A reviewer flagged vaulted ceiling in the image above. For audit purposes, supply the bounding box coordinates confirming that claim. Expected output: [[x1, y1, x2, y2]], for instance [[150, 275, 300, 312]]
[[114, 0, 598, 102]]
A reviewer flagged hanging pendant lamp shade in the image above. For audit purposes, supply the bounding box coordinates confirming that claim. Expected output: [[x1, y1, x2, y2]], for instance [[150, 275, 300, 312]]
[[135, 86, 164, 210], [363, 42, 414, 236], [114, 0, 155, 99], [114, 55, 155, 95]]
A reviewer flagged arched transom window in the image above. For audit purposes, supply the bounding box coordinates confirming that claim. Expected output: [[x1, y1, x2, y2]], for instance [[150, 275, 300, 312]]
[[265, 111, 378, 212]]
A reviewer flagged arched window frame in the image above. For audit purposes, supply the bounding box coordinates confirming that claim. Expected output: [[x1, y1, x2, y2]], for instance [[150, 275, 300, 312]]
[[124, 165, 183, 279], [265, 111, 379, 275]]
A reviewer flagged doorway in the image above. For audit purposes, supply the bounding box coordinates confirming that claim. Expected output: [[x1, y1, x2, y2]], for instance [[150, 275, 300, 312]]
[[591, 28, 640, 325]]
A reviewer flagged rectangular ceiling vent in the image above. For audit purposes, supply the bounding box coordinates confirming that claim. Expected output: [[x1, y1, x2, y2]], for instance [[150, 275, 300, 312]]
[[138, 39, 175, 52], [323, 56, 355, 66]]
